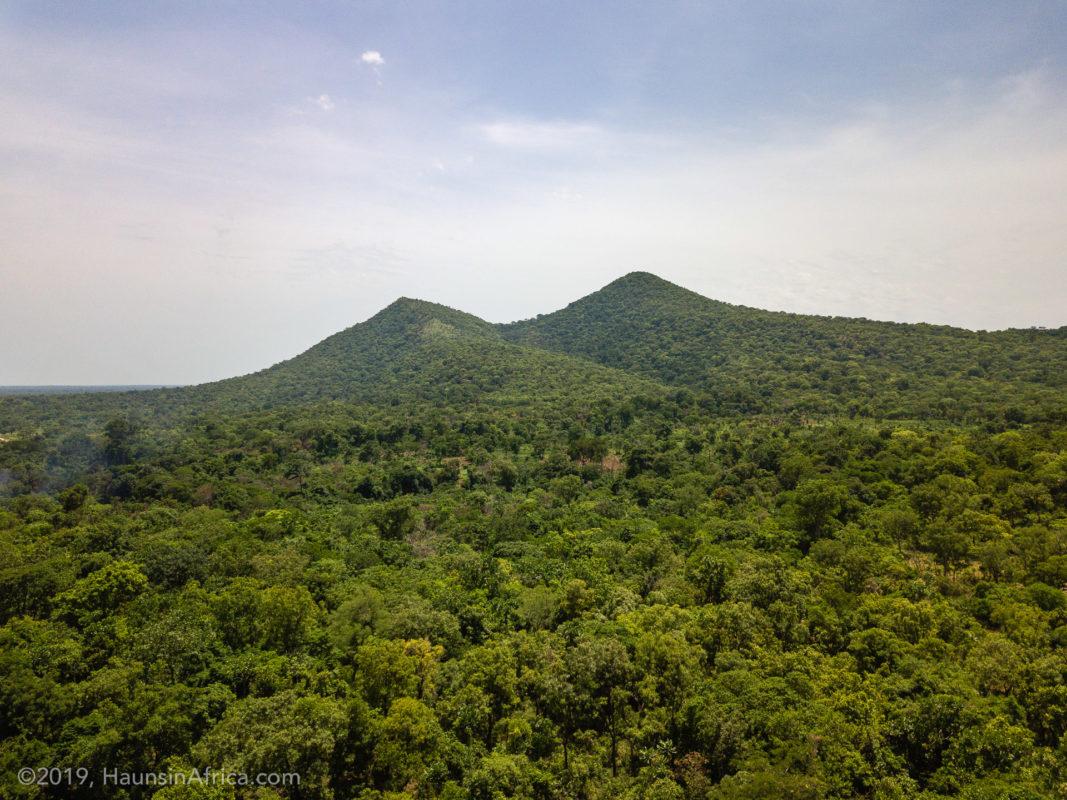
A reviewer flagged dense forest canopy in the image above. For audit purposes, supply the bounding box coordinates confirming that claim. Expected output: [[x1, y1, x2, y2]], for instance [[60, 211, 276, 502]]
[[1, 274, 1065, 800]]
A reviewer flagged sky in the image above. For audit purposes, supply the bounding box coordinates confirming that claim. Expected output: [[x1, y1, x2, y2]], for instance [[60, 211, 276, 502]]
[[2, 1, 1067, 385]]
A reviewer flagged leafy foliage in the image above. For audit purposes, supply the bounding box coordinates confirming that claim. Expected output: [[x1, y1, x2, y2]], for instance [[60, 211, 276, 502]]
[[1, 275, 1066, 799]]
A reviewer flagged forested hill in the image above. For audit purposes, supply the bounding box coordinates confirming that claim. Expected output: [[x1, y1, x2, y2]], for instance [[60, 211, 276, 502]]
[[501, 272, 1067, 422], [188, 296, 665, 408], [0, 296, 666, 449]]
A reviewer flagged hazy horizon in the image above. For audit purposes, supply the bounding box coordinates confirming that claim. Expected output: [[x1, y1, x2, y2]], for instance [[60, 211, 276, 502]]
[[3, 2, 1067, 384]]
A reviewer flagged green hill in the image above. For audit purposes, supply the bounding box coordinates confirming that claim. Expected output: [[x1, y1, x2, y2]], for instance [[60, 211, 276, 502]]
[[0, 297, 666, 435], [501, 272, 1067, 421], [194, 296, 664, 408]]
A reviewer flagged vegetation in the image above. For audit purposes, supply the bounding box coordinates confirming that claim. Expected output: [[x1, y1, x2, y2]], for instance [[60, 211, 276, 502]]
[[1, 274, 1065, 799], [504, 273, 1067, 423]]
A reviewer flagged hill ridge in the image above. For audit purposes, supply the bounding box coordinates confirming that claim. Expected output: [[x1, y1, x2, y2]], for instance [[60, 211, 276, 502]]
[[500, 272, 1067, 421]]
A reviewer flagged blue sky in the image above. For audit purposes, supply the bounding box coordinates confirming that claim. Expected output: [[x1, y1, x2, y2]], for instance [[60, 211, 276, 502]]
[[2, 1, 1066, 383]]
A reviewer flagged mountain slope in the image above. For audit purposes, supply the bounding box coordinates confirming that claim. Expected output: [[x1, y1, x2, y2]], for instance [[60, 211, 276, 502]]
[[192, 296, 665, 408], [501, 272, 1067, 421], [0, 296, 668, 443]]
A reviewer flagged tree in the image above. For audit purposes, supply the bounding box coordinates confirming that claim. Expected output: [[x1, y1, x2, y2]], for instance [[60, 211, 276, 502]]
[[371, 697, 444, 792], [259, 586, 320, 652], [52, 561, 148, 626], [103, 418, 137, 467], [194, 690, 347, 800], [790, 479, 849, 548], [355, 637, 441, 711]]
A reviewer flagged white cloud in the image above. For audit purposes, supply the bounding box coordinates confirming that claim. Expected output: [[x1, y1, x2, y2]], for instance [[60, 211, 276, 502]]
[[312, 94, 335, 111], [360, 51, 385, 86], [480, 120, 605, 151]]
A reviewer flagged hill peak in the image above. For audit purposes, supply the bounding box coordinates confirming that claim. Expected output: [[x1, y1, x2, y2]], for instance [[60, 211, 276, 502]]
[[594, 271, 707, 304], [605, 270, 674, 287], [368, 297, 498, 338], [376, 296, 461, 317], [383, 295, 463, 309]]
